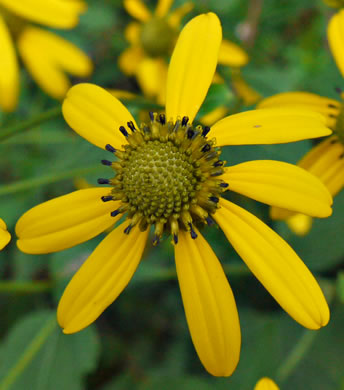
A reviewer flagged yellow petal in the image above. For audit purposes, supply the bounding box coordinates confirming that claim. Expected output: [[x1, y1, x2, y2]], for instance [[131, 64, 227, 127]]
[[218, 39, 249, 67], [17, 26, 92, 100], [297, 137, 344, 197], [211, 108, 332, 146], [201, 106, 229, 127], [0, 218, 11, 250], [328, 10, 344, 78], [222, 160, 332, 217], [257, 92, 340, 128], [175, 229, 241, 377], [155, 0, 173, 17], [124, 22, 141, 45], [286, 214, 313, 236], [254, 377, 280, 390], [108, 89, 137, 100], [16, 188, 120, 254], [57, 223, 148, 333], [0, 15, 19, 112], [118, 45, 144, 75], [168, 2, 194, 28], [166, 13, 222, 123], [62, 83, 136, 150], [137, 57, 167, 103], [124, 0, 151, 22], [215, 199, 330, 329], [0, 0, 86, 29]]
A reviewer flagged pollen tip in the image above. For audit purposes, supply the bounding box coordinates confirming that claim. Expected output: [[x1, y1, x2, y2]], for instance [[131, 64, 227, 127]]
[[173, 234, 178, 244], [119, 126, 129, 137], [201, 144, 211, 153], [159, 114, 166, 125], [188, 223, 197, 239], [182, 116, 189, 126], [209, 196, 219, 203], [206, 216, 215, 226], [101, 159, 112, 166], [149, 111, 154, 121], [202, 126, 210, 137], [98, 178, 110, 185], [127, 121, 136, 132], [111, 209, 120, 217], [105, 144, 116, 153], [187, 129, 195, 139], [220, 182, 229, 188], [101, 195, 113, 202], [124, 224, 133, 234], [152, 234, 160, 246]]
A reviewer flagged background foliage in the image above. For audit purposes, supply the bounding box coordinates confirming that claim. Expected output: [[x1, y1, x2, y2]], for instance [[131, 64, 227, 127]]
[[0, 0, 343, 389]]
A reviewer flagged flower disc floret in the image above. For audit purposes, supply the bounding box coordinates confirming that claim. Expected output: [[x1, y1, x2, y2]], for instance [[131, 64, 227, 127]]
[[98, 113, 227, 244]]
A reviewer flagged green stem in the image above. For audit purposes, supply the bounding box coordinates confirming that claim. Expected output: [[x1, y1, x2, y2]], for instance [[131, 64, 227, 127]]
[[0, 316, 57, 390], [0, 106, 61, 142], [275, 329, 318, 384], [0, 164, 102, 196], [0, 281, 53, 293]]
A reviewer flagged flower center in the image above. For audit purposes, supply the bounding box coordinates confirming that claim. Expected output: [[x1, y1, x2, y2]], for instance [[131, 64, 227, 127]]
[[98, 113, 228, 244], [140, 18, 175, 57]]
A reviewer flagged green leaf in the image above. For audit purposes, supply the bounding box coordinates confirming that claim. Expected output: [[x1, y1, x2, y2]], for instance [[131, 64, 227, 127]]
[[0, 310, 100, 390]]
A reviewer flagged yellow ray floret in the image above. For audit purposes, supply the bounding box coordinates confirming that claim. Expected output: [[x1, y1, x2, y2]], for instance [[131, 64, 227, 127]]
[[58, 223, 148, 334], [254, 377, 280, 390], [222, 160, 332, 217], [0, 218, 11, 250], [175, 229, 241, 377], [215, 199, 330, 330]]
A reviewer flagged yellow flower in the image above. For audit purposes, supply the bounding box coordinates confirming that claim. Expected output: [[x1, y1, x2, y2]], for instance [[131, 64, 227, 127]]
[[254, 377, 279, 390], [120, 0, 249, 105], [257, 9, 344, 234], [16, 13, 332, 376], [0, 0, 92, 112], [0, 218, 11, 250]]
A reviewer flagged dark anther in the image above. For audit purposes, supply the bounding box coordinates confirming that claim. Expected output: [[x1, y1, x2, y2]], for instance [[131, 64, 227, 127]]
[[152, 235, 160, 245], [328, 103, 338, 108], [213, 160, 224, 167], [187, 129, 195, 139], [105, 144, 116, 153], [119, 126, 129, 137], [340, 153, 344, 159], [209, 196, 219, 203], [201, 144, 211, 153], [220, 182, 229, 188], [127, 121, 136, 132], [149, 111, 154, 121], [206, 216, 215, 226], [211, 170, 223, 177], [159, 114, 166, 124], [182, 116, 189, 126], [330, 139, 338, 144], [188, 223, 197, 239], [329, 114, 337, 118], [173, 234, 178, 244], [101, 195, 113, 202], [124, 224, 133, 234], [101, 159, 112, 166], [205, 152, 217, 161], [202, 126, 210, 137], [111, 209, 120, 217], [98, 178, 110, 184]]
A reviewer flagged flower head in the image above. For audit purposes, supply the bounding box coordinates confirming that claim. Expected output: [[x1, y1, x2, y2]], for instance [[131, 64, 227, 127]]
[[16, 13, 332, 376], [120, 0, 250, 105], [0, 0, 92, 111], [257, 8, 344, 233]]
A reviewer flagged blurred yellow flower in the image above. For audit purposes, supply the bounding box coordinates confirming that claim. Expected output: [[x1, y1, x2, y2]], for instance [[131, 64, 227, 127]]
[[0, 0, 93, 112], [257, 9, 344, 234], [16, 13, 332, 377], [0, 218, 11, 249], [254, 377, 279, 390], [120, 0, 250, 105]]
